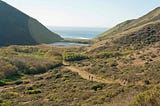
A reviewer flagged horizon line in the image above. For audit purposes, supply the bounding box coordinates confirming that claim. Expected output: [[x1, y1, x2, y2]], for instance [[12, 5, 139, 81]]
[[47, 26, 110, 28]]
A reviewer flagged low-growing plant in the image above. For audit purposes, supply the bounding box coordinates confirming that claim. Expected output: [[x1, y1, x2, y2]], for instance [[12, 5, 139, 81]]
[[91, 83, 105, 91], [95, 52, 122, 59], [130, 88, 160, 106], [25, 89, 42, 94], [150, 54, 157, 58], [0, 81, 6, 86]]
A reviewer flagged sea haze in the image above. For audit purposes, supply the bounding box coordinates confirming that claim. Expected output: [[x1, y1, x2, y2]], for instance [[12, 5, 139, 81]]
[[48, 27, 108, 40]]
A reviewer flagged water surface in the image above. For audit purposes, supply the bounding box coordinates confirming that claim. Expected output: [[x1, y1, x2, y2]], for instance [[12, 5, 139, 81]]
[[52, 41, 89, 46], [49, 26, 108, 46], [49, 26, 107, 39]]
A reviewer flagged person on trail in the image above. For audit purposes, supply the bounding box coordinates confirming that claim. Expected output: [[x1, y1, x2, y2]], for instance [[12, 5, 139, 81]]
[[89, 75, 91, 80], [123, 79, 128, 85], [91, 76, 93, 81]]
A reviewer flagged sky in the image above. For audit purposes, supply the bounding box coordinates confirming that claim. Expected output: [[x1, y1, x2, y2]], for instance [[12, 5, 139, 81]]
[[3, 0, 160, 27]]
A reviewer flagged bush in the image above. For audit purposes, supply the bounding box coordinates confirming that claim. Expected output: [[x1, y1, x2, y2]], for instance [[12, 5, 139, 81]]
[[1, 100, 12, 106], [91, 84, 105, 91], [0, 62, 18, 79], [11, 56, 61, 75], [144, 80, 150, 85], [96, 52, 113, 58], [25, 89, 42, 94], [1, 92, 18, 99], [55, 73, 62, 79], [0, 81, 6, 86], [14, 80, 23, 85], [130, 88, 160, 106], [151, 54, 157, 58], [109, 61, 118, 67], [63, 52, 88, 61]]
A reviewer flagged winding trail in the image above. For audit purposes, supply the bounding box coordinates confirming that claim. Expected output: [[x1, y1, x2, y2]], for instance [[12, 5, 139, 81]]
[[65, 66, 119, 84], [64, 63, 145, 86], [0, 62, 125, 92], [63, 61, 123, 85]]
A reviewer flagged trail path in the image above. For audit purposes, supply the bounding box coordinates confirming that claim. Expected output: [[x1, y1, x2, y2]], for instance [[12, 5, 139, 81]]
[[63, 61, 123, 85], [0, 61, 144, 93], [65, 66, 120, 84], [64, 63, 145, 86]]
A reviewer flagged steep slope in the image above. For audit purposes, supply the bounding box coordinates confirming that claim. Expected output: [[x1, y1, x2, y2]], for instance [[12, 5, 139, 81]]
[[96, 7, 160, 40], [87, 7, 160, 53], [28, 18, 62, 44], [0, 0, 62, 46]]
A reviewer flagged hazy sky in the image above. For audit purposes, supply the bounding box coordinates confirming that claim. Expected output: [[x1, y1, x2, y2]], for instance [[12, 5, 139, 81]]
[[3, 0, 160, 27]]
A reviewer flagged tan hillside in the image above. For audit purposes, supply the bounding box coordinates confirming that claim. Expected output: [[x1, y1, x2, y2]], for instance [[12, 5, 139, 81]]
[[96, 7, 160, 40]]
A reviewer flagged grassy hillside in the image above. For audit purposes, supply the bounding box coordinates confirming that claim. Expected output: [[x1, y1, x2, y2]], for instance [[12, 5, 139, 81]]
[[95, 19, 134, 40], [96, 7, 160, 40], [0, 1, 62, 46]]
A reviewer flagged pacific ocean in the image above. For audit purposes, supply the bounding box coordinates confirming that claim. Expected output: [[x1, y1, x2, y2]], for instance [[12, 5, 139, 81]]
[[48, 27, 107, 40]]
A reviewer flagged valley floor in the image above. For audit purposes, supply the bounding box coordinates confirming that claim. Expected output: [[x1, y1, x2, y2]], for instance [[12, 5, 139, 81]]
[[0, 44, 160, 106], [0, 67, 140, 106]]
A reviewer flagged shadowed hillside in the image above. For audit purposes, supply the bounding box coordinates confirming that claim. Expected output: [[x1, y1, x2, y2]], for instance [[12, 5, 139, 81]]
[[0, 0, 62, 46]]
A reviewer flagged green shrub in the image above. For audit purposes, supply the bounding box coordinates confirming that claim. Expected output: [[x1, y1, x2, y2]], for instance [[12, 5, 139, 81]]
[[91, 84, 105, 91], [109, 61, 118, 67], [1, 100, 12, 106], [14, 80, 23, 85], [0, 62, 18, 79], [25, 89, 41, 94], [0, 81, 6, 86], [55, 73, 62, 79], [1, 92, 18, 99], [144, 80, 150, 85], [96, 52, 114, 58], [11, 56, 61, 75], [63, 52, 88, 61], [130, 88, 160, 106]]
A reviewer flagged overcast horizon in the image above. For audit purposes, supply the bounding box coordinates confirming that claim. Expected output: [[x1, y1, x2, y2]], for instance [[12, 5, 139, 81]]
[[3, 0, 160, 27]]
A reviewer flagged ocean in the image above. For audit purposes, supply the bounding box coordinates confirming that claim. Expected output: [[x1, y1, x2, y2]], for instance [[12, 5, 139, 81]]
[[48, 27, 107, 40], [48, 27, 107, 46]]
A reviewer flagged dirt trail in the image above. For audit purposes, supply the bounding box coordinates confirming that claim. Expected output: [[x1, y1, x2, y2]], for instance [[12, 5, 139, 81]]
[[65, 66, 123, 85], [0, 62, 125, 92]]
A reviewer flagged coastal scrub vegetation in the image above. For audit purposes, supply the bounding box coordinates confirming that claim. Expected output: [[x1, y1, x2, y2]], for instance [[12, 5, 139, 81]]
[[63, 51, 88, 61], [0, 45, 62, 84]]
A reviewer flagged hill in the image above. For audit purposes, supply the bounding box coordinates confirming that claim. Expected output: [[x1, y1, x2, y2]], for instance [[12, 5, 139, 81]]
[[95, 7, 160, 40], [0, 0, 62, 46], [89, 7, 160, 52]]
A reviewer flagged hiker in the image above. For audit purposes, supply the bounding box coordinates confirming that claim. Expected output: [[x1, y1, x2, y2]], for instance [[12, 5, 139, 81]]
[[123, 79, 128, 85], [123, 80, 126, 85], [89, 75, 91, 80], [91, 76, 93, 81]]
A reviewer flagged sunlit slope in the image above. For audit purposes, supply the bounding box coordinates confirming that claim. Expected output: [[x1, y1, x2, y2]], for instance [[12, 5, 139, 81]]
[[96, 7, 160, 40]]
